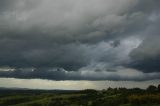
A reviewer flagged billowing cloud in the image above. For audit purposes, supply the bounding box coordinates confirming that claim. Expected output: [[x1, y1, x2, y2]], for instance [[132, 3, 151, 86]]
[[129, 36, 160, 73], [128, 13, 160, 73], [0, 0, 160, 80], [0, 67, 160, 81]]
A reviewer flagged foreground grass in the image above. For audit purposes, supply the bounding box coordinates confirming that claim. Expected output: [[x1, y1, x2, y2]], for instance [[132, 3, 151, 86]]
[[0, 87, 160, 106]]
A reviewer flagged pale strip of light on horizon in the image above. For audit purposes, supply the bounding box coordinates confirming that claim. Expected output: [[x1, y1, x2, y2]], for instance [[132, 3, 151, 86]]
[[0, 78, 159, 90]]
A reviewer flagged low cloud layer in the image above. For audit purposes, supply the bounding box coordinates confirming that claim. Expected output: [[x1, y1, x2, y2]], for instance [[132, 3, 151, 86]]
[[0, 67, 160, 81], [0, 0, 160, 80]]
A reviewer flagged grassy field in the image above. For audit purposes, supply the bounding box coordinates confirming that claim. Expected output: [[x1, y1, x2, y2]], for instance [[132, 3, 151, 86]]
[[0, 85, 160, 106]]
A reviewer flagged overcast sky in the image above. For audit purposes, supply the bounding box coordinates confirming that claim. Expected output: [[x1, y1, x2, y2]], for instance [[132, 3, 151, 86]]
[[0, 0, 160, 89]]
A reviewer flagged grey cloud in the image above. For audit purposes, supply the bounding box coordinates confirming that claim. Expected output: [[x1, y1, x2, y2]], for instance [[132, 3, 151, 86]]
[[110, 40, 121, 48], [0, 0, 160, 80], [0, 42, 90, 70], [0, 67, 160, 81], [128, 12, 160, 73], [0, 0, 151, 44], [129, 35, 160, 73]]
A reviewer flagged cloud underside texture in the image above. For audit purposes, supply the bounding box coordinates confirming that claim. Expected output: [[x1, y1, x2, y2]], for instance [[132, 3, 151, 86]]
[[0, 0, 160, 80]]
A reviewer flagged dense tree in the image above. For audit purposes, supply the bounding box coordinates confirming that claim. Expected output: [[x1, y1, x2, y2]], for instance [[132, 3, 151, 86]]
[[0, 85, 160, 106], [158, 84, 160, 91], [147, 85, 157, 92]]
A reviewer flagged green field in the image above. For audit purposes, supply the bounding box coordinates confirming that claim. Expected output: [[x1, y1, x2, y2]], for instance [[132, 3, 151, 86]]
[[0, 85, 160, 106]]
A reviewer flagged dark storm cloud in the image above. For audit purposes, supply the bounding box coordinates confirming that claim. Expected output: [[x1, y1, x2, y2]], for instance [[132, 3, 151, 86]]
[[0, 0, 139, 69], [0, 67, 160, 81], [129, 35, 160, 73], [110, 40, 121, 48], [0, 41, 92, 70], [127, 10, 160, 73], [0, 0, 160, 80]]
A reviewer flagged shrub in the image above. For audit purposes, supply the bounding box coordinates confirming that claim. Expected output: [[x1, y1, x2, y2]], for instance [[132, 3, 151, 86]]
[[128, 94, 160, 105]]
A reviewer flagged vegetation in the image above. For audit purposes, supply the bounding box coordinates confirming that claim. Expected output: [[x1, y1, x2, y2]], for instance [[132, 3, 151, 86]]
[[0, 85, 160, 106]]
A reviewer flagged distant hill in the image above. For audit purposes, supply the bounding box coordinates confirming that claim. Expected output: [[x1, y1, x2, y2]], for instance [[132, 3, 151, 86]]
[[0, 87, 79, 95]]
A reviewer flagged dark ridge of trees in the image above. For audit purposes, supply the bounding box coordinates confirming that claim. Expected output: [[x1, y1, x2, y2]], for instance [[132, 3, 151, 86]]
[[147, 85, 157, 92], [158, 84, 160, 91], [0, 84, 160, 106]]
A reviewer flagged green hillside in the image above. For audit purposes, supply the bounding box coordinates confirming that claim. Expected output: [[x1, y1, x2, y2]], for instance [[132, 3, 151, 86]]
[[0, 85, 160, 106]]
